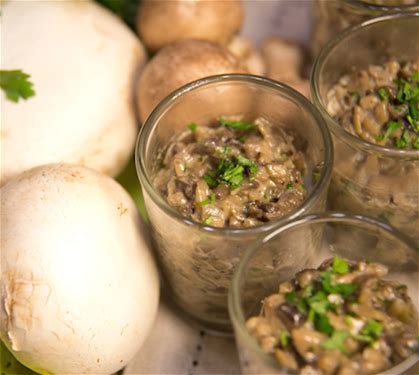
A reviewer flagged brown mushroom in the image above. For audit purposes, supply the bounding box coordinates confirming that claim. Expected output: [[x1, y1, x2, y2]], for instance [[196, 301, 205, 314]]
[[137, 0, 244, 52], [227, 36, 266, 76], [136, 39, 246, 123], [261, 36, 306, 83]]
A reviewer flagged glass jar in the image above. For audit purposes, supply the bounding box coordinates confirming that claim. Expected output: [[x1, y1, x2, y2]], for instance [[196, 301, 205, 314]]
[[311, 14, 419, 245], [312, 0, 419, 58], [135, 74, 333, 332], [229, 212, 419, 374]]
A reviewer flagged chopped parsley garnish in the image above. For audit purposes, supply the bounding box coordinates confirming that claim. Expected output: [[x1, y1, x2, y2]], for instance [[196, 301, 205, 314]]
[[321, 271, 358, 298], [377, 120, 401, 142], [351, 91, 360, 102], [219, 117, 256, 131], [279, 331, 289, 348], [321, 330, 348, 352], [203, 174, 217, 188], [199, 193, 216, 206], [360, 319, 383, 340], [312, 169, 321, 183], [203, 216, 213, 225], [395, 130, 410, 149], [314, 314, 334, 335], [377, 87, 388, 101], [307, 291, 329, 314], [285, 291, 297, 303], [0, 69, 36, 103], [203, 154, 258, 190], [332, 256, 350, 274], [187, 122, 198, 132], [286, 182, 294, 189], [370, 70, 419, 148]]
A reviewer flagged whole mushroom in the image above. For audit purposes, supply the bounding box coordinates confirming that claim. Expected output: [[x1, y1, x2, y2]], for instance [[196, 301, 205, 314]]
[[0, 164, 160, 374], [137, 39, 246, 123], [137, 0, 244, 52], [0, 0, 146, 186], [261, 36, 306, 82], [227, 36, 266, 76]]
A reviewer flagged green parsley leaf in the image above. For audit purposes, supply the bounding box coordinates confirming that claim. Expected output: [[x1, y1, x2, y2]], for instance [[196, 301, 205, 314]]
[[203, 173, 218, 188], [236, 154, 258, 175], [203, 216, 213, 225], [279, 331, 289, 348], [377, 88, 388, 101], [334, 282, 358, 297], [308, 291, 329, 314], [312, 170, 321, 183], [187, 122, 198, 132], [308, 308, 316, 322], [286, 182, 294, 189], [297, 298, 309, 314], [222, 164, 244, 189], [360, 319, 383, 340], [408, 102, 419, 131], [199, 193, 216, 206], [413, 137, 419, 149], [379, 120, 402, 142], [285, 291, 297, 303], [0, 69, 36, 103], [321, 272, 358, 298], [352, 334, 373, 343], [219, 117, 255, 131], [314, 313, 334, 335], [205, 153, 258, 190], [351, 91, 360, 102], [395, 130, 410, 149], [321, 330, 348, 352], [332, 256, 350, 274], [302, 285, 314, 298]]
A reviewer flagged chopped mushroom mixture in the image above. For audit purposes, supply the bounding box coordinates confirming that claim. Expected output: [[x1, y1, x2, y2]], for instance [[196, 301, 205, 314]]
[[154, 117, 307, 228], [327, 59, 419, 149], [246, 257, 419, 375]]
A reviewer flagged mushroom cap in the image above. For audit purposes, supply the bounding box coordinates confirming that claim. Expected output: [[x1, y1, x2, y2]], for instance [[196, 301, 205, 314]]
[[261, 36, 306, 83], [137, 0, 244, 52], [137, 39, 246, 123], [0, 1, 146, 186], [0, 164, 159, 374]]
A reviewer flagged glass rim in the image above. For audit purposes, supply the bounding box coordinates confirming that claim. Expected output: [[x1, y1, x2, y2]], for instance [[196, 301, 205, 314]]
[[311, 12, 419, 159], [342, 0, 419, 11], [135, 74, 333, 236], [228, 211, 419, 373]]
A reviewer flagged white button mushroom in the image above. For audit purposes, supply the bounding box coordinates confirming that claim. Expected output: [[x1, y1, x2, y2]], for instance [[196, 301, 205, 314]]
[[0, 164, 159, 374], [0, 1, 147, 186], [137, 0, 244, 52], [137, 39, 246, 123]]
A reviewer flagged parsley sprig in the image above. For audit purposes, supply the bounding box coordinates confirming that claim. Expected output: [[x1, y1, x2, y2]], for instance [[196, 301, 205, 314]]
[[219, 117, 256, 131], [0, 70, 36, 103], [283, 257, 368, 353], [390, 72, 419, 148], [203, 154, 258, 190]]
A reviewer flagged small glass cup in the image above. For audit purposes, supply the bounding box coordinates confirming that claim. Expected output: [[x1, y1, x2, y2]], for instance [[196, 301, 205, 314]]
[[136, 74, 333, 332], [229, 212, 419, 374], [312, 0, 419, 58], [311, 13, 419, 245]]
